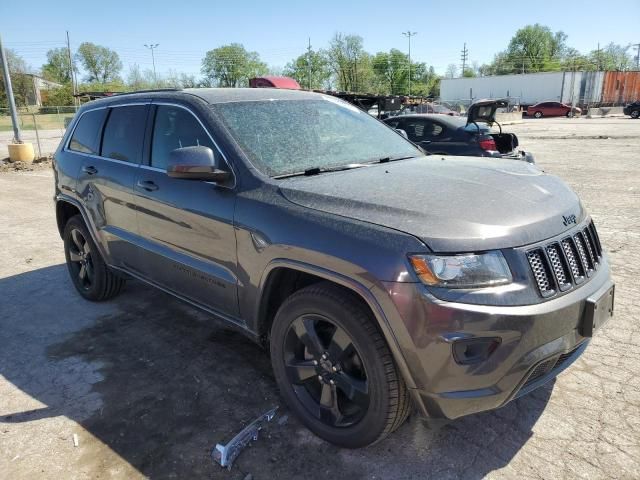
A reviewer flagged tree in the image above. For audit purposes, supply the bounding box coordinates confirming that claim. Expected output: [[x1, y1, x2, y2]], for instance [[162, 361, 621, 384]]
[[504, 24, 566, 73], [372, 49, 409, 94], [0, 49, 32, 107], [75, 42, 122, 83], [590, 43, 634, 71], [42, 48, 74, 84], [462, 68, 476, 78], [201, 43, 267, 87], [283, 49, 331, 90], [445, 64, 458, 78], [42, 84, 74, 106], [326, 33, 372, 92]]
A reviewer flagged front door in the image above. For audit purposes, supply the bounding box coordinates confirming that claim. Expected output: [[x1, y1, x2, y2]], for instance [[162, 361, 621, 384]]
[[131, 103, 239, 319]]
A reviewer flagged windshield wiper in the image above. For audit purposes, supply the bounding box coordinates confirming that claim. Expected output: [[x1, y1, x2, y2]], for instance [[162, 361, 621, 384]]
[[274, 163, 370, 179], [377, 155, 421, 163]]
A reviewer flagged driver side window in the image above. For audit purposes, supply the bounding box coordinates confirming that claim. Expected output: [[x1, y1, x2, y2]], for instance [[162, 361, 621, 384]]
[[151, 105, 217, 170]]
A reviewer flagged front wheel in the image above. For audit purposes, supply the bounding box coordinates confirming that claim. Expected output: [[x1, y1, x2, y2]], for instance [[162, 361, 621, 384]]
[[631, 110, 640, 119], [270, 282, 410, 448], [534, 111, 543, 118]]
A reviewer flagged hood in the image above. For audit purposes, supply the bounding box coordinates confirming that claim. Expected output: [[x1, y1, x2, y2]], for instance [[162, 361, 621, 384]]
[[278, 157, 584, 252], [466, 99, 508, 127]]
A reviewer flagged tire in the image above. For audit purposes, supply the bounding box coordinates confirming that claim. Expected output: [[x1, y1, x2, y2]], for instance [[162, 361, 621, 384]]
[[631, 110, 640, 119], [63, 215, 125, 301], [534, 111, 543, 118], [270, 282, 410, 448], [566, 111, 572, 118]]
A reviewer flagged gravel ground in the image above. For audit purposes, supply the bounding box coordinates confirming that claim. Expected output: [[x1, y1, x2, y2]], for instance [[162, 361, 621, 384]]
[[0, 117, 638, 479]]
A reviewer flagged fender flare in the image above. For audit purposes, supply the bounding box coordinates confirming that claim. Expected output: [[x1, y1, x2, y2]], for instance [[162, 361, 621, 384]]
[[55, 194, 110, 261], [257, 258, 417, 390]]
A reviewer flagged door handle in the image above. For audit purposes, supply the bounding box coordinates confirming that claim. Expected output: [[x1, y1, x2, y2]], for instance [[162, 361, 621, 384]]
[[137, 180, 159, 192], [82, 165, 98, 175]]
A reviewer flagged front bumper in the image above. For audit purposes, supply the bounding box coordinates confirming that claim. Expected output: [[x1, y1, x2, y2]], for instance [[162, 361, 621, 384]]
[[375, 260, 613, 421]]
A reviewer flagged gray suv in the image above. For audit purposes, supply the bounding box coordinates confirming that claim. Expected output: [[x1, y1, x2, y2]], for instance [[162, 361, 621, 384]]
[[53, 88, 614, 448]]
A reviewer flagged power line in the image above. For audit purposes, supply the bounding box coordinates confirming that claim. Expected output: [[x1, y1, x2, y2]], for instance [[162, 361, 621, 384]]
[[460, 43, 468, 76]]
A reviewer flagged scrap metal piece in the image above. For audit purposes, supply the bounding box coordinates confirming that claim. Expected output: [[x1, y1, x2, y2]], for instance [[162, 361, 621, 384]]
[[212, 407, 278, 469]]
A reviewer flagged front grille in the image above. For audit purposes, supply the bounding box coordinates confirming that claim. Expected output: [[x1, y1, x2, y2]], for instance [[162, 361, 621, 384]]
[[527, 220, 602, 298]]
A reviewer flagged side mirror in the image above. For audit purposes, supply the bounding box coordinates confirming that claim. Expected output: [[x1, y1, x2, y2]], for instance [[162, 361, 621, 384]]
[[395, 128, 408, 139], [167, 146, 230, 182]]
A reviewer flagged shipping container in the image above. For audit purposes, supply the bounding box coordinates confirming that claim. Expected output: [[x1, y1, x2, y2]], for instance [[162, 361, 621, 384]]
[[601, 72, 640, 104]]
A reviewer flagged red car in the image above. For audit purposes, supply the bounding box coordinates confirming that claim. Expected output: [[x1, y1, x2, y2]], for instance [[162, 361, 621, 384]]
[[527, 101, 581, 118]]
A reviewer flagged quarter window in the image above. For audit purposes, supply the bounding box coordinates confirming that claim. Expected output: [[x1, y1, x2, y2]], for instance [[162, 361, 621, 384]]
[[100, 105, 147, 163], [68, 109, 107, 154], [151, 106, 216, 170]]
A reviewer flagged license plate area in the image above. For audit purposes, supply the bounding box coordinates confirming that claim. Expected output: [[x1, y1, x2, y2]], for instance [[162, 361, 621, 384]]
[[582, 285, 615, 337]]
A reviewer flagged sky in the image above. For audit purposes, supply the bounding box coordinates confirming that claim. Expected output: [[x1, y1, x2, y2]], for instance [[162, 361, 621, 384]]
[[1, 0, 638, 79]]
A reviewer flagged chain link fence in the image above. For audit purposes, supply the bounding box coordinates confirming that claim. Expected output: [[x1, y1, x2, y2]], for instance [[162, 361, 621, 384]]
[[0, 106, 78, 158]]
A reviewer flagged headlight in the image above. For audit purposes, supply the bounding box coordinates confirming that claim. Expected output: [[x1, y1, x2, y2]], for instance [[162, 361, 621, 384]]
[[408, 251, 512, 288]]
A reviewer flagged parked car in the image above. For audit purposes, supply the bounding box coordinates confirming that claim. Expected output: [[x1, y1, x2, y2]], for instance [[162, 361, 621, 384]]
[[405, 103, 460, 116], [623, 100, 640, 118], [385, 99, 534, 162], [54, 88, 614, 448], [527, 101, 582, 118]]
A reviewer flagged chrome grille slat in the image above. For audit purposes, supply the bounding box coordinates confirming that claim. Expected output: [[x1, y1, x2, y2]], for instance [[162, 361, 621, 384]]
[[527, 221, 603, 298]]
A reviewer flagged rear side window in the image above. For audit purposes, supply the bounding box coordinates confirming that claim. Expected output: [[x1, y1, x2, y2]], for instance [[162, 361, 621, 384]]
[[151, 105, 217, 170], [68, 109, 107, 154], [101, 105, 147, 163]]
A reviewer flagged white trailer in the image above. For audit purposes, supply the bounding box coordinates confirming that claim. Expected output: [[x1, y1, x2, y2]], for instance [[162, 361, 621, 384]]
[[441, 71, 603, 106]]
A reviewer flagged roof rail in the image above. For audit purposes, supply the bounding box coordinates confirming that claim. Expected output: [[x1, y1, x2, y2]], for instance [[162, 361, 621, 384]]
[[113, 88, 183, 96]]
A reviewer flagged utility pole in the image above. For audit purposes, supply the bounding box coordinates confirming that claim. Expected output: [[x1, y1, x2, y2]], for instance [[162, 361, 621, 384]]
[[596, 42, 601, 71], [144, 43, 159, 84], [634, 43, 640, 70], [460, 42, 468, 76], [0, 34, 21, 143], [66, 31, 78, 107], [402, 31, 417, 96], [307, 38, 312, 90]]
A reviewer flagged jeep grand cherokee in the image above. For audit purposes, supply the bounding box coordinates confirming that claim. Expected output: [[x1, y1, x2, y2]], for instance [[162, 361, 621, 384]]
[[53, 88, 614, 448]]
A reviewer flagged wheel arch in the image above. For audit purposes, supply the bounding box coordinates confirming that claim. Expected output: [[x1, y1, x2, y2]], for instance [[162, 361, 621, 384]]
[[255, 259, 418, 390], [55, 194, 109, 261]]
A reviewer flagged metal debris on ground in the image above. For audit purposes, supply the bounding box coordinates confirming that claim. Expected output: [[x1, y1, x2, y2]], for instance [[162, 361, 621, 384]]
[[72, 433, 79, 447], [212, 407, 278, 470]]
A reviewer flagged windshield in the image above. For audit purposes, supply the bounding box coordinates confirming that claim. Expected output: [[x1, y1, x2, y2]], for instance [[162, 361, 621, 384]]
[[211, 97, 422, 177]]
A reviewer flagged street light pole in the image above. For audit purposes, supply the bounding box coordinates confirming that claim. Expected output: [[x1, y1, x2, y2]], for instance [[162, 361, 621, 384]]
[[144, 43, 159, 84], [402, 31, 417, 96], [0, 33, 21, 143]]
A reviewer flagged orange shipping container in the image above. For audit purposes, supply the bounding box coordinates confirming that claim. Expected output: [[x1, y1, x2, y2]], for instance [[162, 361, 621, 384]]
[[601, 72, 640, 104]]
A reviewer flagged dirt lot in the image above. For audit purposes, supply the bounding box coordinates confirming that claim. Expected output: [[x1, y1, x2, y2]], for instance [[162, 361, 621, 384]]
[[1, 117, 639, 479]]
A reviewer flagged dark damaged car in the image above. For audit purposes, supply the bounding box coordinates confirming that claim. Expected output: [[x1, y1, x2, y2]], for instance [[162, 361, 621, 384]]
[[53, 88, 614, 448], [385, 99, 534, 162]]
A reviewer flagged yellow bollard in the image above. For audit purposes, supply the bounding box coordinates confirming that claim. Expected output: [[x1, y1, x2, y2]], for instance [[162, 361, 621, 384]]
[[7, 143, 35, 163]]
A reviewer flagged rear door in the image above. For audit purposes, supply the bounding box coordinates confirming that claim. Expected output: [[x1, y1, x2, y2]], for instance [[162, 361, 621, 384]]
[[397, 117, 465, 155], [131, 103, 239, 319], [75, 103, 149, 267]]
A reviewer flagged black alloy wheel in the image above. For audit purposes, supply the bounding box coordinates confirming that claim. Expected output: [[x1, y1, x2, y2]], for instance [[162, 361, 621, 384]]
[[283, 313, 369, 428]]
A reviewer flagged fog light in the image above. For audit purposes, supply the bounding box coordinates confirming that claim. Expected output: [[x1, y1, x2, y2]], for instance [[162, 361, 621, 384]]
[[452, 337, 501, 365]]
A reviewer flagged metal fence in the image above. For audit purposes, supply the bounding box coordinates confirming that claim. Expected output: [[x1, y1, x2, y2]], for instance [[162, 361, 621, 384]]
[[0, 106, 78, 158]]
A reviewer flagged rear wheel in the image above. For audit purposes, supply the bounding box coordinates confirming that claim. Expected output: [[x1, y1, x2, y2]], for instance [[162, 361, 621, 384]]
[[270, 282, 410, 448], [534, 111, 543, 118], [63, 215, 125, 301], [566, 111, 572, 118]]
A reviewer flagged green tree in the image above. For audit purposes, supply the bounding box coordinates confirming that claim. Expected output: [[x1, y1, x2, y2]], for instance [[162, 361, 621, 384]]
[[42, 84, 74, 106], [506, 24, 566, 72], [0, 49, 32, 107], [372, 49, 409, 94], [75, 42, 122, 83], [326, 33, 372, 92], [201, 43, 267, 87], [590, 43, 634, 71], [283, 49, 331, 90], [42, 48, 74, 84], [462, 68, 476, 77]]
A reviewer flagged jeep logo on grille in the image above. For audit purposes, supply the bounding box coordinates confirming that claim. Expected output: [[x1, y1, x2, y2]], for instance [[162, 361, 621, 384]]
[[562, 214, 577, 227]]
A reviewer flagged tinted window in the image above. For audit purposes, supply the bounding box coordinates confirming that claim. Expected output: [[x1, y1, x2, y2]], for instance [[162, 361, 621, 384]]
[[151, 106, 216, 170], [100, 105, 147, 163], [212, 98, 422, 177], [68, 109, 107, 154], [402, 120, 442, 141]]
